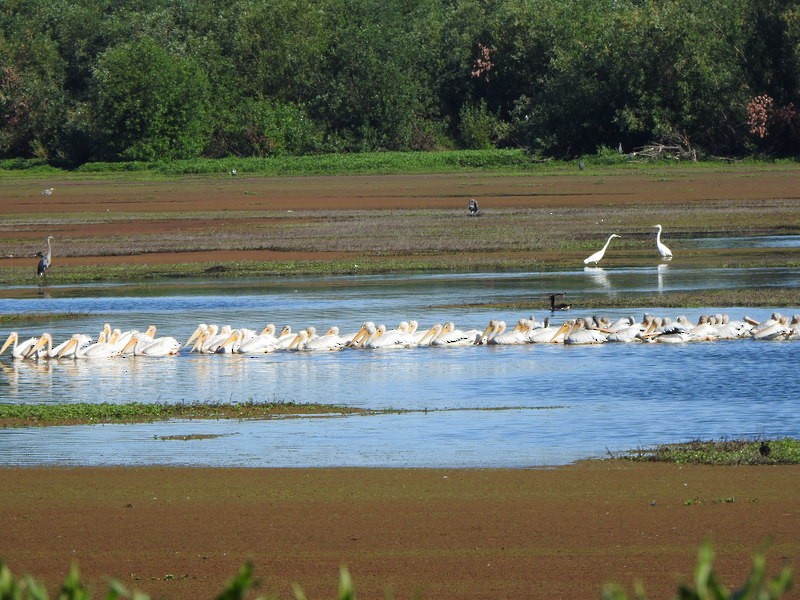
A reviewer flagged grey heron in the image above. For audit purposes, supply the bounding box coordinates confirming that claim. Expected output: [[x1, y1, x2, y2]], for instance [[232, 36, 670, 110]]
[[37, 235, 53, 277]]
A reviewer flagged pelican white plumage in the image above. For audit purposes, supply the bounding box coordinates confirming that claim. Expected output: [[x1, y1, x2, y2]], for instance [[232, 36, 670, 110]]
[[786, 315, 800, 340], [25, 332, 93, 359], [286, 329, 309, 350], [237, 324, 280, 354], [430, 322, 482, 346], [583, 234, 621, 266], [540, 320, 576, 344], [191, 324, 233, 353], [123, 334, 181, 356], [653, 224, 673, 260], [415, 323, 444, 347], [564, 318, 608, 345], [302, 326, 350, 351], [364, 322, 417, 349], [274, 325, 298, 350], [59, 334, 123, 358], [482, 320, 528, 345], [0, 332, 41, 359], [606, 316, 652, 343], [752, 315, 792, 340], [184, 323, 209, 349]]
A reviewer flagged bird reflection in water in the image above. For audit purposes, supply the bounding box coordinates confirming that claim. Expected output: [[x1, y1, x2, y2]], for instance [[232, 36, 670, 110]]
[[583, 266, 610, 288]]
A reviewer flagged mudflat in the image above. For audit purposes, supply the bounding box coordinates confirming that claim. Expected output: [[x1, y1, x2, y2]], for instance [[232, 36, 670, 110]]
[[1, 462, 798, 599], [2, 168, 799, 272]]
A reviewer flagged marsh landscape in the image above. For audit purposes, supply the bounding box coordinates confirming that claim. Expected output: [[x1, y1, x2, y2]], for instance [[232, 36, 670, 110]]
[[1, 162, 800, 599]]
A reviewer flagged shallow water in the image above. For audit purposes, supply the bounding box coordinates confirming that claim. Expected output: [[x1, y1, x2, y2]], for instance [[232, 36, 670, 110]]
[[1, 263, 799, 468]]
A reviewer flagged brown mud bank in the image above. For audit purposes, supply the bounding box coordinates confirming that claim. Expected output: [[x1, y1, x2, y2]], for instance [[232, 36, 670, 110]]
[[1, 462, 798, 600], [2, 168, 799, 275]]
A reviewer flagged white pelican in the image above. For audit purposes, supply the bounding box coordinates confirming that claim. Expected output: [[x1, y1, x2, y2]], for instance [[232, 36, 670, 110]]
[[483, 320, 528, 345], [541, 320, 578, 344], [430, 321, 482, 346], [274, 325, 298, 350], [416, 323, 444, 347], [786, 315, 800, 340], [583, 234, 620, 266], [524, 318, 570, 343], [237, 324, 280, 354], [24, 332, 94, 359], [364, 322, 417, 349], [653, 224, 673, 260], [212, 328, 246, 353], [713, 315, 753, 340], [116, 325, 157, 354], [122, 335, 181, 356], [303, 326, 350, 351], [606, 316, 652, 343], [286, 329, 309, 351], [58, 334, 123, 358], [752, 315, 792, 340], [748, 313, 783, 337], [184, 323, 210, 349], [0, 332, 41, 359], [564, 318, 608, 345], [191, 324, 233, 353], [605, 315, 636, 333]]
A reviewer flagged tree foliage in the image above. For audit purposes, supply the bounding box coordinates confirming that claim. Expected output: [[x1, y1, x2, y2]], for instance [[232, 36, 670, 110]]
[[1, 0, 798, 163]]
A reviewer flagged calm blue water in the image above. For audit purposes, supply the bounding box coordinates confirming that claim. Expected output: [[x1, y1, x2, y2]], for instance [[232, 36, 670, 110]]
[[1, 263, 799, 468]]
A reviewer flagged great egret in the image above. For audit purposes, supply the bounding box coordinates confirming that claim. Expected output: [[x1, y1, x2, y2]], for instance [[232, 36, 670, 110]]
[[653, 224, 673, 259], [37, 235, 53, 277], [583, 234, 620, 266]]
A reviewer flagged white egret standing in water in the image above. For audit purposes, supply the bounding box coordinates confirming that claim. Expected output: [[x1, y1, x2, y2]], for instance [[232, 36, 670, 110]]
[[583, 234, 620, 266], [653, 224, 673, 260]]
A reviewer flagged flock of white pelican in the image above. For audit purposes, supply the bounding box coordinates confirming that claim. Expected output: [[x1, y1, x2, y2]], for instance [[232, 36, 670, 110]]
[[1, 312, 799, 361]]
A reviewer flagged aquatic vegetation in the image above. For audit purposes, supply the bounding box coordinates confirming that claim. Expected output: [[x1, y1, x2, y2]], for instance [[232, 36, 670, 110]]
[[613, 438, 800, 465], [0, 401, 367, 428]]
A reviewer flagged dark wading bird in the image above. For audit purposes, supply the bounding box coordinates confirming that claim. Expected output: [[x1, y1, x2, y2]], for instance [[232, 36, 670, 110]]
[[37, 235, 53, 277], [549, 293, 571, 312]]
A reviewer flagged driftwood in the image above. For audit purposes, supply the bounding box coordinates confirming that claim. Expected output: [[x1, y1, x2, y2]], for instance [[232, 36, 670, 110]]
[[631, 136, 697, 161]]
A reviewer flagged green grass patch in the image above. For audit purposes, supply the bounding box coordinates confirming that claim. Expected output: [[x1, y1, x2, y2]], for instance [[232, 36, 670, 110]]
[[0, 400, 370, 428], [3, 151, 798, 180], [612, 438, 800, 465], [0, 312, 90, 326]]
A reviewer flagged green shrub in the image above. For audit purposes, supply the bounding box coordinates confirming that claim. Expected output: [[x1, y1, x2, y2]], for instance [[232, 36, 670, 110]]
[[0, 544, 791, 599], [603, 543, 792, 600]]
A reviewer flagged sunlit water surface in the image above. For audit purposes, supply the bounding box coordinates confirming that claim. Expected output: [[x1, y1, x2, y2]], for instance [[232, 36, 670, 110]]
[[1, 262, 799, 468]]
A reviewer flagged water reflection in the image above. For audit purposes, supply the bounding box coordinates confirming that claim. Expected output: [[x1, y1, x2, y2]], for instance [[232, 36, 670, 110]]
[[657, 262, 669, 293], [583, 267, 610, 289], [1, 267, 800, 468]]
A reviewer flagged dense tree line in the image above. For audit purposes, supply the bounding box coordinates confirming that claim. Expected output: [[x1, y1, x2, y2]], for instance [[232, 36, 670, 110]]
[[1, 0, 798, 165]]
